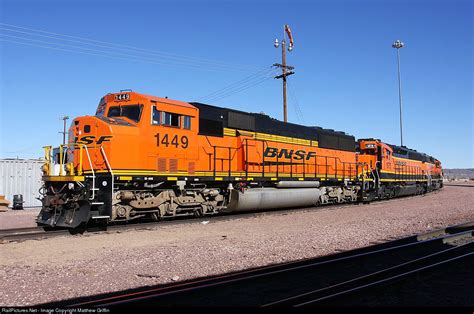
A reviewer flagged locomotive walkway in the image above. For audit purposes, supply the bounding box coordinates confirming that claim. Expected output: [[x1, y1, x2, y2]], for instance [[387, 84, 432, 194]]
[[41, 220, 474, 307]]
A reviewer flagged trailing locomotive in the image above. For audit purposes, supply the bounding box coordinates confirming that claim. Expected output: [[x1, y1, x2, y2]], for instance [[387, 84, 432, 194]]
[[37, 91, 443, 229]]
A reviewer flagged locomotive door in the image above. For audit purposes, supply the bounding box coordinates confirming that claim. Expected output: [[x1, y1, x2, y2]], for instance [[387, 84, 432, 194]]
[[376, 146, 383, 170], [241, 137, 263, 175]]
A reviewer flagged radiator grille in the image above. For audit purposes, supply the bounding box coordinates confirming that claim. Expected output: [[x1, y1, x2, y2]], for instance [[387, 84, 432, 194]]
[[169, 159, 178, 172], [188, 162, 195, 174], [157, 158, 167, 172]]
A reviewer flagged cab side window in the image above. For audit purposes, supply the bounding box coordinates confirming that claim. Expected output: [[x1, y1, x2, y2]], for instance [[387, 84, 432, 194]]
[[162, 112, 180, 127], [152, 106, 161, 125], [151, 105, 192, 130], [183, 116, 191, 130]]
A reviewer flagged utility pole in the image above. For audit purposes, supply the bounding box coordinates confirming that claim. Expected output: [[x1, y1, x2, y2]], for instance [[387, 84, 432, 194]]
[[392, 40, 405, 146], [274, 25, 295, 123], [59, 116, 70, 146]]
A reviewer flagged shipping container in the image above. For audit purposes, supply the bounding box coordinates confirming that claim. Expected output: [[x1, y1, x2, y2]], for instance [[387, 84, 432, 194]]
[[0, 159, 43, 207]]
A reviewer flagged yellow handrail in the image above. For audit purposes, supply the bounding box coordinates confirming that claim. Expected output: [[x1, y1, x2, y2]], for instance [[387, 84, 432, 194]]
[[42, 143, 90, 177], [59, 145, 64, 176], [42, 146, 52, 176]]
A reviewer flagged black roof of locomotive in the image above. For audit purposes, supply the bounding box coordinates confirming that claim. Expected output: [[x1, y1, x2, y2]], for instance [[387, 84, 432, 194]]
[[388, 144, 436, 163], [190, 102, 356, 152]]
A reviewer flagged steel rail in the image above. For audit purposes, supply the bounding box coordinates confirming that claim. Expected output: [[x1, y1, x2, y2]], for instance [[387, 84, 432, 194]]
[[54, 223, 474, 307], [0, 193, 429, 242], [443, 184, 474, 188], [263, 239, 474, 306], [294, 251, 474, 306], [0, 186, 461, 244], [1, 193, 471, 245], [0, 227, 69, 242], [0, 226, 42, 234]]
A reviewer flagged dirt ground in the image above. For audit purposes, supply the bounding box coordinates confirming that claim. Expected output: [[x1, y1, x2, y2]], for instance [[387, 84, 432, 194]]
[[0, 207, 41, 230], [0, 184, 473, 306]]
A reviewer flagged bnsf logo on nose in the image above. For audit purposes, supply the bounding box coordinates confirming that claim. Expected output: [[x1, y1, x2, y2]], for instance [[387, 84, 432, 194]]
[[264, 147, 316, 160], [74, 136, 113, 145]]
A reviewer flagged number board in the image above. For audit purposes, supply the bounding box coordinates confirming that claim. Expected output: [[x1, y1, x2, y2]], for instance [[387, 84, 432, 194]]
[[155, 133, 189, 149], [115, 93, 130, 101]]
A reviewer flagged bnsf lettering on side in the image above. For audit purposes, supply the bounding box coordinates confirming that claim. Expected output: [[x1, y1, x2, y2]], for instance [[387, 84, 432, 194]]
[[74, 136, 113, 145], [263, 147, 316, 160]]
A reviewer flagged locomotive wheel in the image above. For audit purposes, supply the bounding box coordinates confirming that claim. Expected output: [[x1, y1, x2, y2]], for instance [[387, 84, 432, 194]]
[[151, 212, 161, 222], [194, 206, 204, 217], [68, 222, 87, 235]]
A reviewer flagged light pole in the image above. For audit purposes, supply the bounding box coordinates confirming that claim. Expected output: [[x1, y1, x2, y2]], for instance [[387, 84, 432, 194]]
[[392, 39, 405, 146], [60, 116, 69, 146], [274, 24, 295, 123]]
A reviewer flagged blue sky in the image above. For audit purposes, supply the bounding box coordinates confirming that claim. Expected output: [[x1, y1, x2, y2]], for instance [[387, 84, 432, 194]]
[[0, 0, 472, 168]]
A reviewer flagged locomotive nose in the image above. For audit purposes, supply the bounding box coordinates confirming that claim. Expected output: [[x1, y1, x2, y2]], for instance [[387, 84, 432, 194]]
[[71, 116, 113, 146], [67, 116, 114, 174]]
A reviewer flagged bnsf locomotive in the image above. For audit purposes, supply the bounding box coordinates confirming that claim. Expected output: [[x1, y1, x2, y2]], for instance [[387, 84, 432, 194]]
[[37, 91, 443, 229]]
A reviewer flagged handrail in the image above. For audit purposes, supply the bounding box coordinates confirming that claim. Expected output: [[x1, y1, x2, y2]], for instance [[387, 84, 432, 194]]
[[100, 146, 114, 203], [59, 145, 64, 176], [42, 146, 52, 176], [45, 143, 97, 200], [83, 145, 96, 200], [207, 138, 362, 181]]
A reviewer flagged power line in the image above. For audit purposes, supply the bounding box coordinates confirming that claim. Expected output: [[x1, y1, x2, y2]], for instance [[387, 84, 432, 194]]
[[0, 23, 259, 71], [0, 23, 261, 72], [196, 67, 280, 103], [201, 75, 276, 104], [0, 37, 257, 74], [196, 67, 278, 102], [1, 35, 279, 103], [0, 33, 241, 72], [0, 28, 257, 73], [0, 38, 210, 71], [0, 23, 304, 114], [287, 79, 305, 124]]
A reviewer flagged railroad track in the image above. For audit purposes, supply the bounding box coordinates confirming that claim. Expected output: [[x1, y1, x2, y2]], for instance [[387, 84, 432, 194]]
[[41, 220, 474, 307], [0, 191, 447, 243], [443, 183, 474, 188], [263, 235, 473, 306], [0, 226, 62, 243]]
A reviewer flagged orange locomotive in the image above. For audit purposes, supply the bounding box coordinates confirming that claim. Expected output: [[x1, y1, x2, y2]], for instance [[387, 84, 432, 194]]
[[37, 91, 443, 229]]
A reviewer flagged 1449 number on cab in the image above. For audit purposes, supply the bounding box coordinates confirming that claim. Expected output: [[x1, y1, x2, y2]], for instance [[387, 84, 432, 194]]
[[154, 133, 188, 148]]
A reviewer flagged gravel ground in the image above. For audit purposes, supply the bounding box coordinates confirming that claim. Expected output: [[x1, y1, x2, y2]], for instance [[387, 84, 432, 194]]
[[0, 208, 41, 230], [0, 185, 473, 306]]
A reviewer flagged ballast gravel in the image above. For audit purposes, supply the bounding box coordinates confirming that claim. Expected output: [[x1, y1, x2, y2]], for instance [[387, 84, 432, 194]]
[[0, 207, 41, 230], [0, 184, 473, 306]]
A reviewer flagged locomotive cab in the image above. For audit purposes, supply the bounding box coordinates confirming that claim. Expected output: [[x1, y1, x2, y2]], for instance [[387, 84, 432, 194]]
[[38, 91, 200, 229], [357, 139, 380, 170]]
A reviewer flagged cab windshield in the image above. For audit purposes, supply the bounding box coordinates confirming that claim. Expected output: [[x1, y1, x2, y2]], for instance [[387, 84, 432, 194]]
[[107, 104, 143, 122]]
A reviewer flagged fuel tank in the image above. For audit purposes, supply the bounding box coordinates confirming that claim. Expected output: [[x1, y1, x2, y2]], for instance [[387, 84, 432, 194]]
[[275, 181, 320, 188], [395, 184, 418, 197], [224, 188, 321, 212]]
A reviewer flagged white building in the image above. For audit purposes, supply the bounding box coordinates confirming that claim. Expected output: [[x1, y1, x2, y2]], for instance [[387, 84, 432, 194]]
[[0, 159, 44, 207]]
